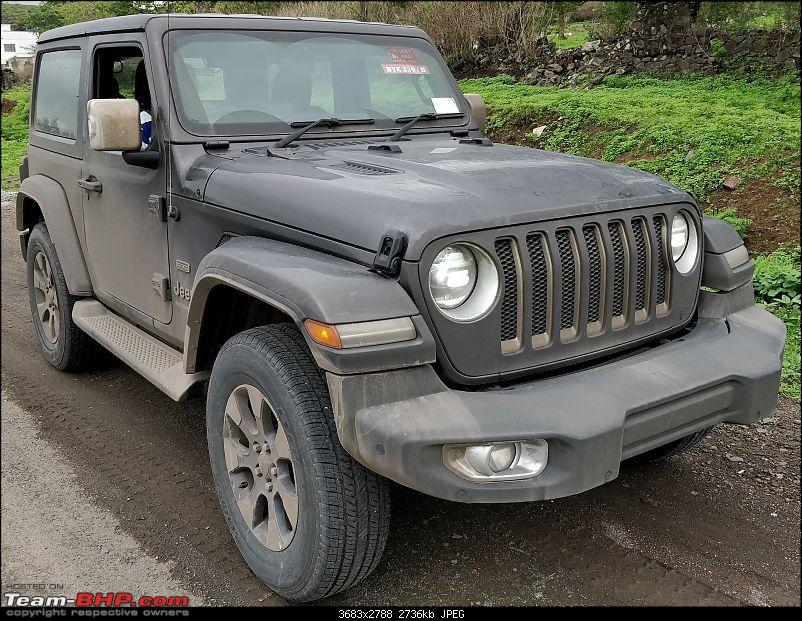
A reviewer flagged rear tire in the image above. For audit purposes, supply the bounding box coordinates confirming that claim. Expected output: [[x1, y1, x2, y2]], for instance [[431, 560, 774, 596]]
[[26, 223, 97, 371], [626, 426, 714, 464], [206, 324, 390, 602]]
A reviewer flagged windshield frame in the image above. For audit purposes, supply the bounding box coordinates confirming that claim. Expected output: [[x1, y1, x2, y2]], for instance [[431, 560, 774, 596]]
[[162, 28, 471, 141]]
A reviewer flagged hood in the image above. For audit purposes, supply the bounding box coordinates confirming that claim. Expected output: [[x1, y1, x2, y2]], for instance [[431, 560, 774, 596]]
[[204, 135, 689, 261]]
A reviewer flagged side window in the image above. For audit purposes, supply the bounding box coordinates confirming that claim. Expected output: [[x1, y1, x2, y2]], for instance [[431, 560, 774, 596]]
[[34, 50, 82, 139], [93, 46, 153, 149]]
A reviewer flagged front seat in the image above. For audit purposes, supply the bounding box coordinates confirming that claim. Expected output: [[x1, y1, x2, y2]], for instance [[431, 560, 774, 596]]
[[270, 66, 328, 120]]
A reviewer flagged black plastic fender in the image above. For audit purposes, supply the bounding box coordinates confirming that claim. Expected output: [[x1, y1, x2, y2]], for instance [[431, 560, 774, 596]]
[[16, 175, 93, 296], [184, 236, 435, 374], [701, 216, 755, 292]]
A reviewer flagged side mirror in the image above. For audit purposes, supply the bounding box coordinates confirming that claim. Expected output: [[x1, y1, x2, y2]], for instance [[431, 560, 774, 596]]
[[464, 93, 486, 131], [87, 99, 141, 151]]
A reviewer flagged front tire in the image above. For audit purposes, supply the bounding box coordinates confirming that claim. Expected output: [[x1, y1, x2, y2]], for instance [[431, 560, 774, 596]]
[[26, 223, 96, 371], [206, 324, 390, 602]]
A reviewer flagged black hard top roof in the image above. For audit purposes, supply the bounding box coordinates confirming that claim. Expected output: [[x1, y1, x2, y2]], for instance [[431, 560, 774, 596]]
[[37, 13, 424, 44]]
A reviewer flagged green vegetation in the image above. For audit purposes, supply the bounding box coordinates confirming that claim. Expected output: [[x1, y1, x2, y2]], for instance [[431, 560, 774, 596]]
[[459, 73, 801, 202], [699, 1, 801, 33], [706, 207, 751, 239], [548, 21, 591, 49], [754, 244, 801, 310], [1, 88, 31, 191], [753, 245, 801, 400], [773, 306, 800, 400]]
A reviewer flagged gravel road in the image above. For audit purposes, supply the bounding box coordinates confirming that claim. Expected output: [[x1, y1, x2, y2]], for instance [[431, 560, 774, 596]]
[[1, 196, 799, 606]]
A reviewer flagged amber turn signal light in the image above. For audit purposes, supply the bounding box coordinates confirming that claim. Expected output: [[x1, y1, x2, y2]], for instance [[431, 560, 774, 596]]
[[304, 319, 343, 349]]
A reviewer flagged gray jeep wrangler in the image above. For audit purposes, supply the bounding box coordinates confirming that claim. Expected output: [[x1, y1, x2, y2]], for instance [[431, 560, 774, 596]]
[[17, 14, 786, 602]]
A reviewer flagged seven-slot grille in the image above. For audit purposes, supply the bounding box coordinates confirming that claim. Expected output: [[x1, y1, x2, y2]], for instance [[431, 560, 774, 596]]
[[497, 213, 672, 351]]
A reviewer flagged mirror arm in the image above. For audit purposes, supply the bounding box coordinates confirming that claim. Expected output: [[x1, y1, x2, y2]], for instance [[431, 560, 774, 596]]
[[122, 147, 161, 169]]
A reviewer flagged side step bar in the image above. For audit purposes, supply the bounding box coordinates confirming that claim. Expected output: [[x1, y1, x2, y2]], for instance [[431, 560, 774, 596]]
[[72, 299, 208, 401]]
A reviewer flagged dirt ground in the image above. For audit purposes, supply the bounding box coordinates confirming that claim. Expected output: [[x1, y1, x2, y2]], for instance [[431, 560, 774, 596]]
[[0, 198, 799, 606]]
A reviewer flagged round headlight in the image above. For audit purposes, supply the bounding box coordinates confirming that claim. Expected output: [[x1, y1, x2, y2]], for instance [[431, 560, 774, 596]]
[[670, 211, 699, 274], [671, 213, 690, 262], [429, 245, 477, 309], [428, 244, 499, 321]]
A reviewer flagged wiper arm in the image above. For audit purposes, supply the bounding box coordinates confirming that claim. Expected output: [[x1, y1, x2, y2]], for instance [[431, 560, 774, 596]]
[[388, 112, 464, 142], [274, 117, 374, 149]]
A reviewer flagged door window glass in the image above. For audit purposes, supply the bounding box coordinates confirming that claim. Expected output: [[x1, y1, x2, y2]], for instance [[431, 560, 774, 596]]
[[93, 47, 153, 149], [34, 49, 82, 139]]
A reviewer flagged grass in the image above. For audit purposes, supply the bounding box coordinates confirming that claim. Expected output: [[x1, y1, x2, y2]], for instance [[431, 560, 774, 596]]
[[1, 87, 31, 191], [753, 245, 801, 401], [706, 207, 752, 239], [773, 305, 801, 401], [459, 73, 801, 202], [547, 20, 591, 49]]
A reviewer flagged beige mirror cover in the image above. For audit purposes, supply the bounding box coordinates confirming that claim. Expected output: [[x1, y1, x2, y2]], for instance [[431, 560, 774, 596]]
[[87, 99, 141, 151], [463, 93, 487, 130]]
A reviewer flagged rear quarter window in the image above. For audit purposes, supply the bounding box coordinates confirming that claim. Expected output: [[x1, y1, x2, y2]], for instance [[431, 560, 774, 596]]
[[34, 49, 82, 139]]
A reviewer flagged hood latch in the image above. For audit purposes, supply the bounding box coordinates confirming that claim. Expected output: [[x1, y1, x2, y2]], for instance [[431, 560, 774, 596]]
[[373, 230, 408, 277]]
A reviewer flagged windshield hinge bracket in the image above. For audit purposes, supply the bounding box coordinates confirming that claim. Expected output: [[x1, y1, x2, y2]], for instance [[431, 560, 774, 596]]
[[458, 137, 493, 146], [204, 140, 230, 150], [367, 143, 403, 153]]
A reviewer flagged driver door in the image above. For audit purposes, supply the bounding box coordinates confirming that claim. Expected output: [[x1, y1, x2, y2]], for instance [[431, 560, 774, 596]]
[[81, 38, 171, 324]]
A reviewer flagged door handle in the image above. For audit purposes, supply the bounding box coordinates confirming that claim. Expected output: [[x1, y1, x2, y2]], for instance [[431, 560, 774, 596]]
[[78, 177, 102, 193]]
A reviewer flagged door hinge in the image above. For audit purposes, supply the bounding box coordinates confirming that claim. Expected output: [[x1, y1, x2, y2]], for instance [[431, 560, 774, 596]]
[[152, 273, 171, 302], [148, 195, 167, 222], [148, 195, 179, 222]]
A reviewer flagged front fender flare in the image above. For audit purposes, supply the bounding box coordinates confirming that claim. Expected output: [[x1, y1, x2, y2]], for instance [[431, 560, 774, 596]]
[[184, 236, 434, 374], [16, 175, 93, 296]]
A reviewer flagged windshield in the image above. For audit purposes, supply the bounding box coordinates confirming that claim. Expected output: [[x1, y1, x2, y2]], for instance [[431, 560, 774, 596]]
[[166, 30, 466, 137]]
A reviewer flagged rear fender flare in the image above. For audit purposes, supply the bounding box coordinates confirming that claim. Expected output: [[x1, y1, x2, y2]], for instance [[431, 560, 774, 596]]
[[16, 175, 92, 295]]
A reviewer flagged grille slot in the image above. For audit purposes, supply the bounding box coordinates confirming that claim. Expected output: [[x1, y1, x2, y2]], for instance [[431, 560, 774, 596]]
[[653, 215, 670, 314], [526, 233, 551, 347], [495, 239, 520, 348], [492, 211, 673, 354], [632, 217, 651, 322], [556, 229, 579, 337], [608, 221, 628, 322], [583, 225, 605, 331]]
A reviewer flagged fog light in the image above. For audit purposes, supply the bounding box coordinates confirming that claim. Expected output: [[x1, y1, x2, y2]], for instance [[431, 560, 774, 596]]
[[444, 440, 548, 482]]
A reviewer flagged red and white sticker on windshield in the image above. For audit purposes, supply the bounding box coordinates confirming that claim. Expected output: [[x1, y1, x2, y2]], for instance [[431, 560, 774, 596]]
[[382, 47, 429, 74]]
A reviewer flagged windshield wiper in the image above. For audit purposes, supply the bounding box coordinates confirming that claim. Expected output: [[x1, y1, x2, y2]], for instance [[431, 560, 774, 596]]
[[274, 117, 375, 149], [388, 112, 464, 142]]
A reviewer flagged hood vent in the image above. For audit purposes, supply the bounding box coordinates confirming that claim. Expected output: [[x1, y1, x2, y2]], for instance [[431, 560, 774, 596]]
[[327, 161, 398, 176]]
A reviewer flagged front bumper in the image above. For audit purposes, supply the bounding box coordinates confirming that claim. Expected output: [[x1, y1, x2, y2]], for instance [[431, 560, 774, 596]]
[[326, 285, 786, 503]]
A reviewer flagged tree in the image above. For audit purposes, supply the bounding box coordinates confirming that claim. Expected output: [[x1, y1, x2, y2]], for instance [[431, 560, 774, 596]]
[[553, 1, 583, 40], [17, 2, 65, 33]]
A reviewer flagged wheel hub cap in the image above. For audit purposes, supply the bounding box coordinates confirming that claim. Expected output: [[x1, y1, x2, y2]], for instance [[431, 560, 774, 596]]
[[32, 251, 59, 344], [223, 384, 298, 551]]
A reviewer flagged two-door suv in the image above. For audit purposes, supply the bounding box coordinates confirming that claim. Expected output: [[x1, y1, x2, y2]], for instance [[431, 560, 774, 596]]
[[17, 13, 786, 601]]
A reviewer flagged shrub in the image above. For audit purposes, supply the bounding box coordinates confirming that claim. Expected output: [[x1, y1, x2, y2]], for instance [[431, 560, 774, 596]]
[[706, 207, 751, 239], [774, 305, 801, 400], [753, 244, 801, 310]]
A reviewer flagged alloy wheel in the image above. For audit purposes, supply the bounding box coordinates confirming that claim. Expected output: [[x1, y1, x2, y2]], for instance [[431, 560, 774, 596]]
[[223, 384, 299, 551], [32, 251, 59, 345]]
